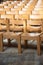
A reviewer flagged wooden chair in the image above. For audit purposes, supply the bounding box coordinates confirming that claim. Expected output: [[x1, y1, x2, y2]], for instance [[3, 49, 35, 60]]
[[30, 14, 43, 54], [2, 19, 22, 54], [21, 19, 41, 55], [15, 13, 30, 48]]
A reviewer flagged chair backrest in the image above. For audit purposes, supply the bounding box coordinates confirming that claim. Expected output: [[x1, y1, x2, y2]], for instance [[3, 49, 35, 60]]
[[3, 8, 11, 11], [32, 10, 43, 15], [15, 14, 29, 20], [0, 18, 8, 25], [30, 14, 43, 20], [0, 4, 4, 8], [27, 20, 42, 32], [1, 14, 15, 20], [9, 19, 26, 32], [0, 18, 9, 31], [6, 11, 18, 15], [8, 4, 14, 8]]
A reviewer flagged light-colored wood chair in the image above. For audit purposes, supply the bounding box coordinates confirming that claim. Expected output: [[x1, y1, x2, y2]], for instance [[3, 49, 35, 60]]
[[2, 19, 22, 53], [21, 20, 41, 55], [15, 13, 30, 48], [30, 13, 43, 41]]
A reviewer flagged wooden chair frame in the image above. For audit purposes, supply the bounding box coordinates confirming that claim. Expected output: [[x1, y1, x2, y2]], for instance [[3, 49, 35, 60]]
[[21, 20, 41, 55], [2, 19, 22, 54]]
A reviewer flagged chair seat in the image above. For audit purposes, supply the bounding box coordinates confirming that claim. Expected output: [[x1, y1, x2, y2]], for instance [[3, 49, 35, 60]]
[[3, 32, 21, 39], [21, 33, 41, 41], [21, 33, 40, 37], [29, 33, 40, 36]]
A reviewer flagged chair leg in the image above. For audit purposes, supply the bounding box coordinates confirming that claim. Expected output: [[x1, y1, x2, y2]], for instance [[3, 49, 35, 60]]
[[17, 37, 22, 54], [24, 40, 28, 48], [8, 39, 11, 47], [0, 33, 3, 51], [37, 36, 41, 55]]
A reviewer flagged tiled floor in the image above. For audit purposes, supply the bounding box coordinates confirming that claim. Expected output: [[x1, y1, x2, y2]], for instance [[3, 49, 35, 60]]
[[0, 47, 41, 65], [0, 39, 43, 65]]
